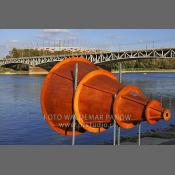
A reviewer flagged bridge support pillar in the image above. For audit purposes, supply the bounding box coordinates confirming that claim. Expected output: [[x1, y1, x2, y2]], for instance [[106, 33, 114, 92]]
[[119, 62, 122, 83], [29, 66, 48, 75]]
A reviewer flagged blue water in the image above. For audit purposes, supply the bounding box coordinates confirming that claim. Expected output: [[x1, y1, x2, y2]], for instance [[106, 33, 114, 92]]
[[0, 72, 175, 145]]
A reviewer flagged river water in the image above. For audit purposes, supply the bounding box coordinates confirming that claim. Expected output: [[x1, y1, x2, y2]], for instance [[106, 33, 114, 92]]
[[0, 72, 175, 145]]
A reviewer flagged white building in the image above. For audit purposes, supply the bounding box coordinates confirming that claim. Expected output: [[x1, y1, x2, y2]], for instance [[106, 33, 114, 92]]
[[35, 47, 106, 53]]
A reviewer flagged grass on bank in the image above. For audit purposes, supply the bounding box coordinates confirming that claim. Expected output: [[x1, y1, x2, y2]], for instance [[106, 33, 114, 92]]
[[0, 67, 28, 74]]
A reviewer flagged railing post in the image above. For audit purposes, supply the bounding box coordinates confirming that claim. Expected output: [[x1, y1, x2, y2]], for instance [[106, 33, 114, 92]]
[[117, 126, 120, 145], [160, 95, 163, 105], [72, 63, 78, 145], [113, 94, 117, 145], [119, 62, 122, 83], [113, 118, 116, 145], [169, 96, 171, 109], [117, 62, 122, 146], [138, 122, 141, 146]]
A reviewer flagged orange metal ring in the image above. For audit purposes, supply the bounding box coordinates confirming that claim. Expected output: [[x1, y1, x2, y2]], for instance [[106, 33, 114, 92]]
[[163, 108, 171, 121], [74, 69, 118, 133]]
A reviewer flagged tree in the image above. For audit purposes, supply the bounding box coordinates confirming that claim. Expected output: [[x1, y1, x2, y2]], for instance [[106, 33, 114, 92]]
[[11, 48, 20, 58]]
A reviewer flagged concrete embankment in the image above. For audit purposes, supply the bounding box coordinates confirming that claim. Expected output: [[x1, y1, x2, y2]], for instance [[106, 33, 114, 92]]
[[106, 125, 175, 145]]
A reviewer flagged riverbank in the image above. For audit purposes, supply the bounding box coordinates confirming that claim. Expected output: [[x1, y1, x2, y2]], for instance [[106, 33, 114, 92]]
[[105, 125, 175, 145], [0, 71, 29, 75], [0, 71, 47, 75], [112, 69, 175, 73], [0, 67, 29, 75]]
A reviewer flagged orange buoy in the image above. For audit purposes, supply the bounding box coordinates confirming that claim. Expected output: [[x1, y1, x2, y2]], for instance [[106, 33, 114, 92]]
[[145, 99, 171, 125], [74, 69, 171, 131], [113, 85, 148, 129], [41, 57, 98, 136], [74, 69, 124, 133], [113, 86, 171, 128], [41, 57, 171, 135]]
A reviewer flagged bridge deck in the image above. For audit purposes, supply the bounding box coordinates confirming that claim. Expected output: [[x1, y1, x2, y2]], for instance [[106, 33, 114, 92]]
[[1, 47, 175, 66]]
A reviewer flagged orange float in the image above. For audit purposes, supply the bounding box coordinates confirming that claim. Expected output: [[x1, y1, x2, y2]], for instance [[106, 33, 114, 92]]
[[74, 69, 124, 133], [41, 57, 171, 135], [145, 99, 170, 125], [74, 69, 170, 131], [113, 86, 170, 128], [41, 57, 98, 136]]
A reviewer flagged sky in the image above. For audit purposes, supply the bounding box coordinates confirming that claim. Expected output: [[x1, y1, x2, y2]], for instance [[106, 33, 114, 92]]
[[1, 29, 175, 57]]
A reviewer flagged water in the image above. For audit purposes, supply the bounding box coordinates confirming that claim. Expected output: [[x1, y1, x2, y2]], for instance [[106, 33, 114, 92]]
[[0, 72, 174, 145]]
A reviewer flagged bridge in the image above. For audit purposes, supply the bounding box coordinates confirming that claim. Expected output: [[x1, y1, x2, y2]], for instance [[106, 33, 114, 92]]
[[0, 47, 175, 73]]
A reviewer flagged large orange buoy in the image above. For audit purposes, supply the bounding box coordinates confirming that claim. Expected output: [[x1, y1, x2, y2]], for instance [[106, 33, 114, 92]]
[[74, 69, 124, 133], [41, 57, 171, 135], [74, 69, 170, 131], [41, 57, 98, 136]]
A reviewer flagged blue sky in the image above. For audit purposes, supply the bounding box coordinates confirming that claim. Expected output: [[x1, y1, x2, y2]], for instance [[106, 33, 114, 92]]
[[1, 29, 175, 57]]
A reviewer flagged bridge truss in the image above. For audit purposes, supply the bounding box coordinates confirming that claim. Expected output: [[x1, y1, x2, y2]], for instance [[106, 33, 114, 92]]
[[0, 47, 175, 66]]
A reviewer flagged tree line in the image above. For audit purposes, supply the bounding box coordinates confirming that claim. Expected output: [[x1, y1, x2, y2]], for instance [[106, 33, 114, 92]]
[[5, 48, 175, 70], [108, 58, 175, 70], [5, 48, 83, 58]]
